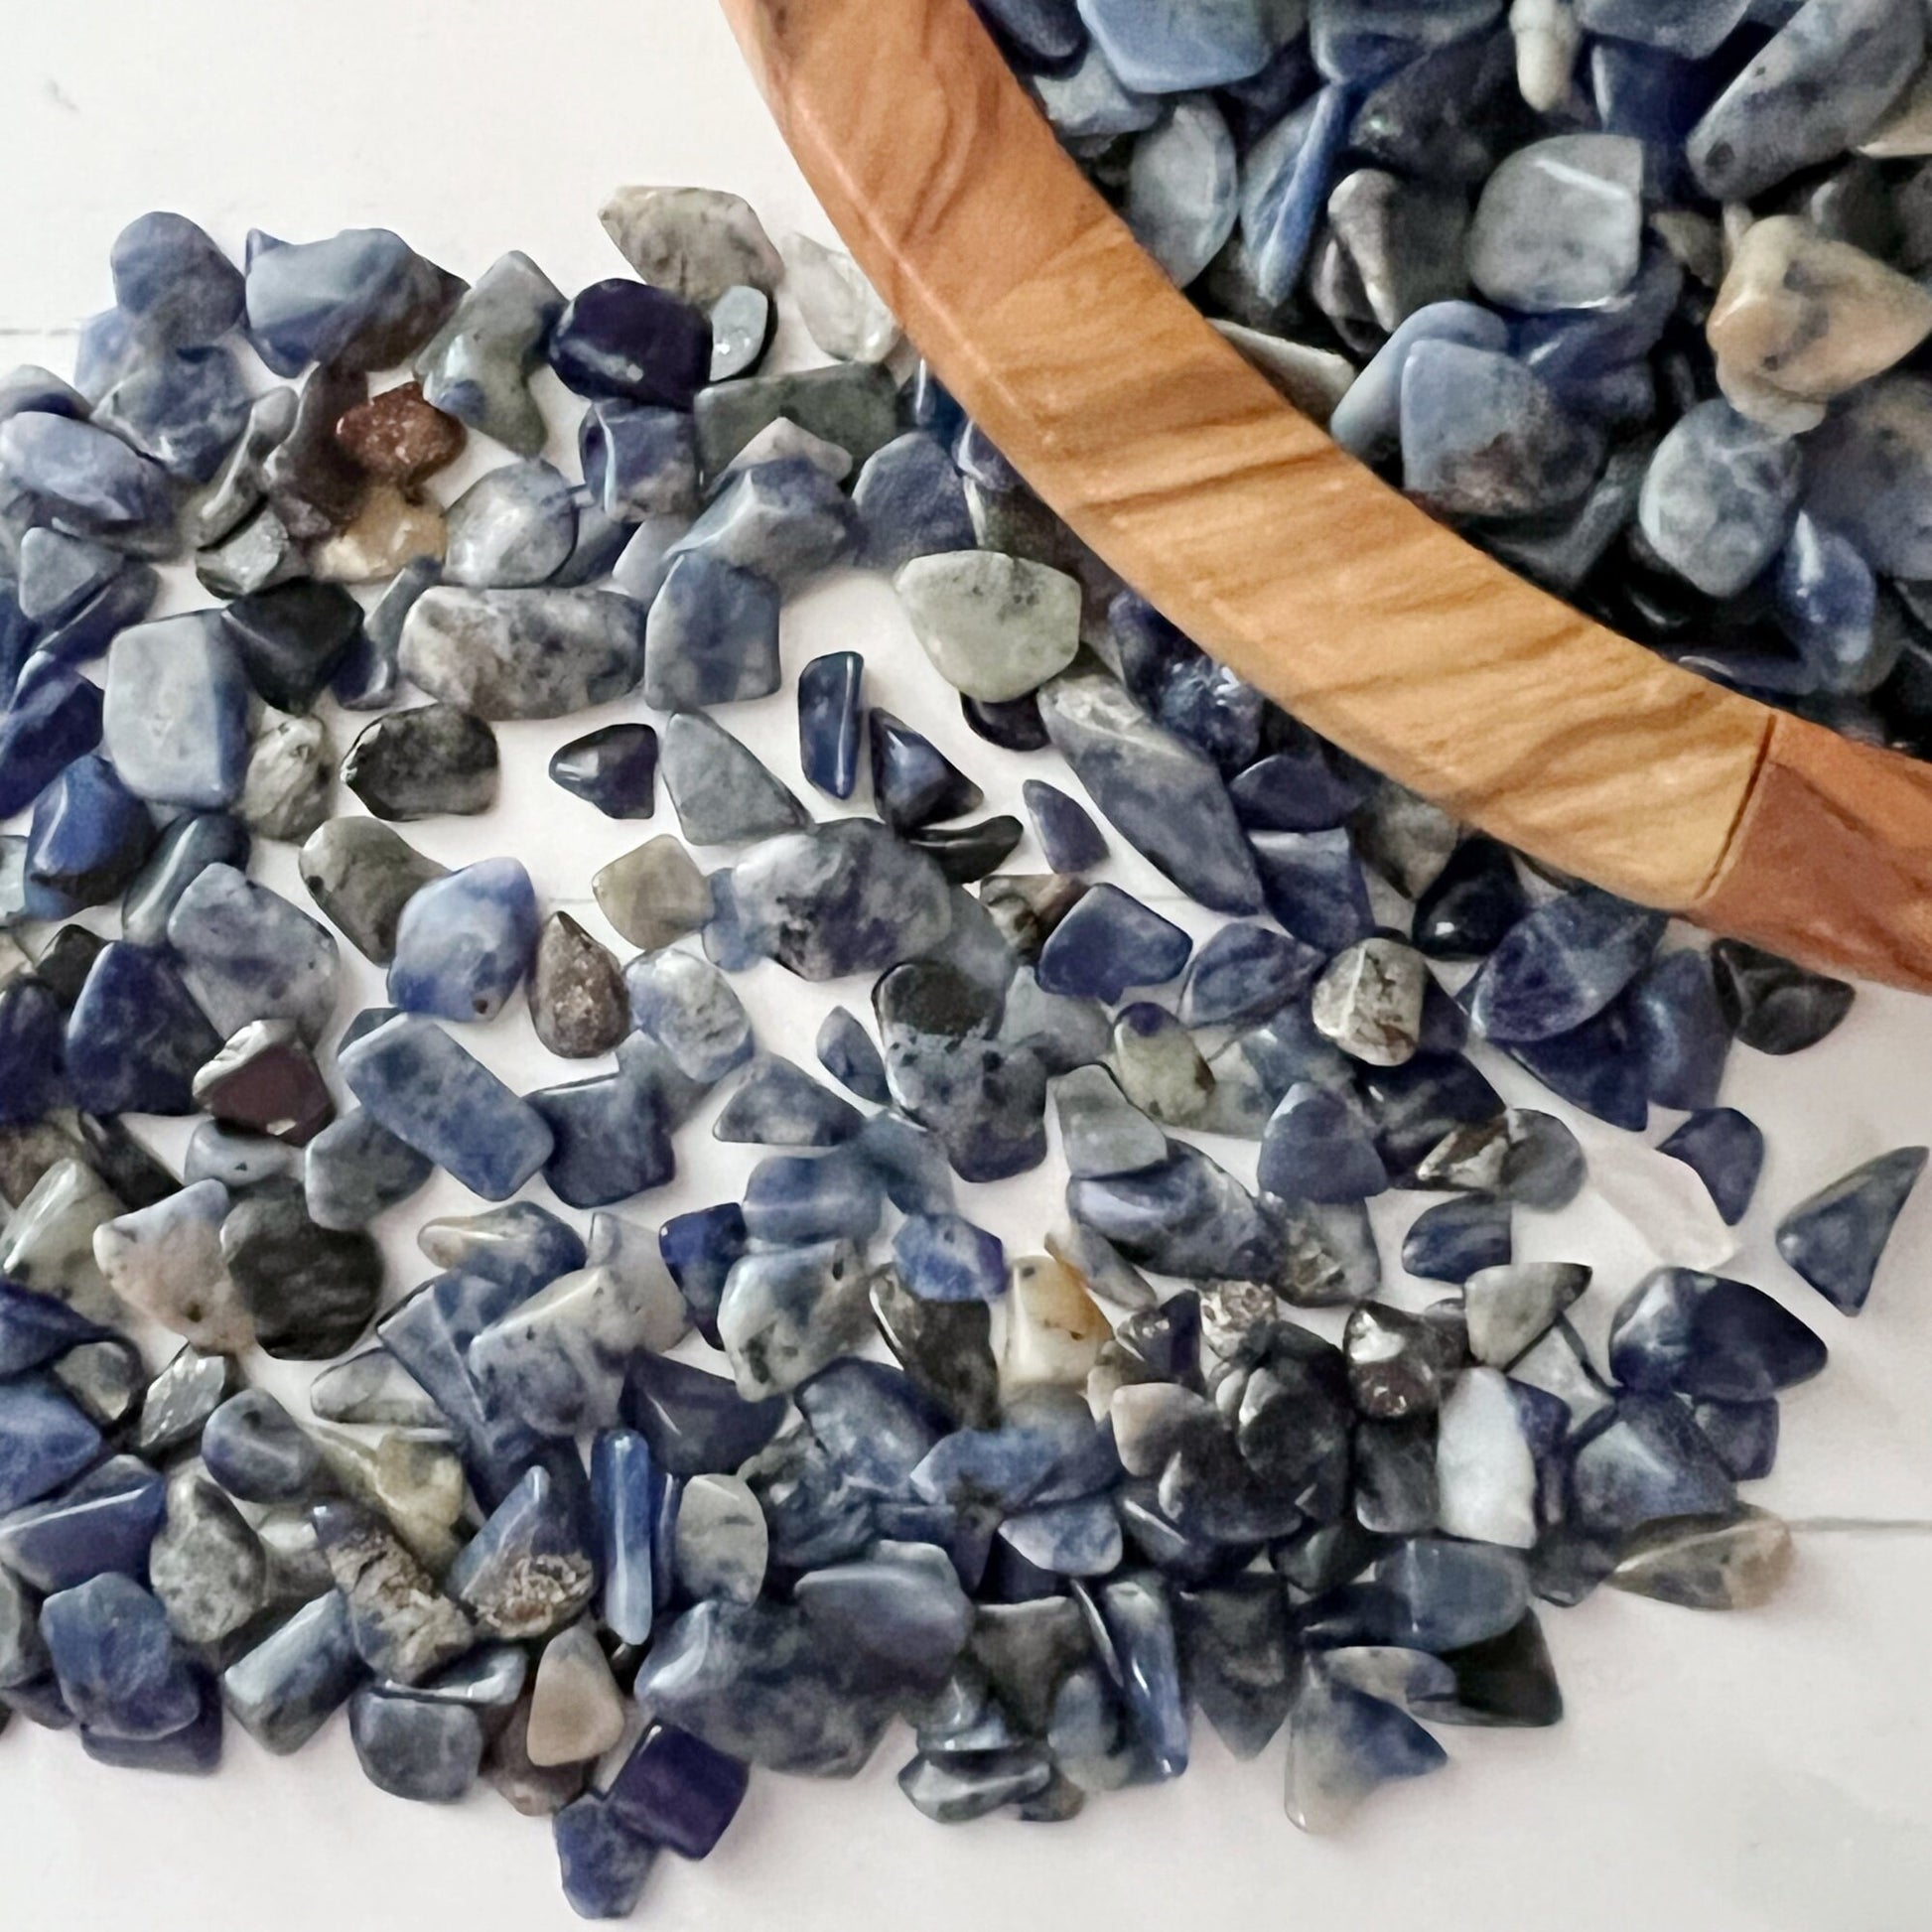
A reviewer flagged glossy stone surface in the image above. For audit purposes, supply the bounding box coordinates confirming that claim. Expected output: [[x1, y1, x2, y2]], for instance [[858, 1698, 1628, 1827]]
[[1035, 884, 1190, 1002], [660, 710, 807, 846], [1466, 888, 1665, 1044], [220, 1590, 364, 1755], [64, 942, 222, 1118], [1639, 400, 1803, 599], [1660, 1108, 1765, 1227], [387, 859, 538, 1026], [92, 1178, 251, 1352], [299, 817, 446, 967], [416, 250, 564, 457], [42, 1574, 200, 1740], [1709, 940, 1854, 1055], [1775, 1148, 1928, 1314], [167, 863, 340, 1045], [101, 613, 251, 810], [343, 704, 500, 821], [448, 1464, 597, 1642], [1608, 1506, 1794, 1610], [0, 1454, 165, 1594]]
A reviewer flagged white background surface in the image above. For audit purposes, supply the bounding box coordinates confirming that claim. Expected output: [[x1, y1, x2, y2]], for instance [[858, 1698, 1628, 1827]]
[[3, 4, 1932, 1927]]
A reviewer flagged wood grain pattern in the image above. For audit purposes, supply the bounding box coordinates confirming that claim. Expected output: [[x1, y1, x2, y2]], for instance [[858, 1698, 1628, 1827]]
[[720, 0, 1932, 993]]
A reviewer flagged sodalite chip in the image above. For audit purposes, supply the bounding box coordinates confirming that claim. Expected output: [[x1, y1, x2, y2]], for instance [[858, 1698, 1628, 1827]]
[[1775, 1148, 1928, 1314], [1467, 133, 1645, 312], [388, 859, 538, 1025], [102, 614, 251, 809], [399, 587, 645, 720]]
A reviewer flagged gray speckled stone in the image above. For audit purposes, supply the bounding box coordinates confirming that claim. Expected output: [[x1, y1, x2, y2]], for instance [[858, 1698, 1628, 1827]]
[[398, 588, 645, 721]]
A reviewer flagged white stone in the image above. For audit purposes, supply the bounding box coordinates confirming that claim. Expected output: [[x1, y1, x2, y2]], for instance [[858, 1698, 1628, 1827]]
[[1467, 133, 1645, 312], [0, 1158, 125, 1323], [1509, 0, 1582, 113], [782, 232, 900, 363], [673, 1472, 769, 1604], [895, 550, 1083, 703], [525, 1620, 627, 1767], [1310, 937, 1428, 1067], [1002, 1256, 1112, 1393], [1435, 1367, 1538, 1549], [1463, 1262, 1590, 1366], [92, 1177, 254, 1352]]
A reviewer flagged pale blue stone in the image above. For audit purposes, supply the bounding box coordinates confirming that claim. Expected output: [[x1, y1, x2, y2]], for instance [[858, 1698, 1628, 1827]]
[[246, 228, 462, 374], [349, 1686, 483, 1803], [742, 1151, 883, 1245], [1286, 1668, 1448, 1830], [110, 212, 243, 348], [625, 946, 754, 1081], [1467, 134, 1646, 312], [1803, 377, 1932, 581], [166, 862, 341, 1043], [1402, 342, 1604, 519], [1075, 0, 1275, 91], [387, 859, 538, 1024], [592, 1429, 656, 1646], [418, 1200, 587, 1289], [18, 528, 122, 626], [715, 1053, 863, 1146], [816, 1005, 890, 1104], [643, 553, 781, 709], [102, 613, 250, 809], [854, 433, 976, 571], [0, 412, 175, 544], [1640, 400, 1802, 598], [202, 1391, 318, 1504], [660, 710, 807, 845], [893, 1212, 1007, 1304], [219, 1589, 364, 1754], [1330, 301, 1510, 465], [1034, 39, 1162, 138], [661, 457, 851, 594], [442, 459, 578, 589], [1687, 0, 1924, 201], [447, 1462, 597, 1640], [341, 1014, 554, 1201], [1239, 84, 1354, 306], [718, 1240, 870, 1398], [1776, 513, 1885, 696], [415, 250, 564, 458], [1068, 1143, 1286, 1283], [580, 401, 697, 520], [1126, 97, 1238, 288], [1000, 1498, 1124, 1577], [856, 1113, 959, 1215], [304, 1107, 434, 1230]]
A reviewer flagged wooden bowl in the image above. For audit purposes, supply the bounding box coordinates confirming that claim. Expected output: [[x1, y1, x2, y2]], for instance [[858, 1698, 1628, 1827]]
[[719, 0, 1932, 995]]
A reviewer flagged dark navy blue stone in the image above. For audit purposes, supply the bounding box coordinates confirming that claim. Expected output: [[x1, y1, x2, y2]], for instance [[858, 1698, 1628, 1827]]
[[904, 359, 967, 445], [621, 1352, 787, 1477], [1589, 38, 1716, 191], [856, 433, 976, 571], [0, 1455, 165, 1592], [1776, 1148, 1929, 1315], [93, 345, 251, 484], [1708, 938, 1855, 1055], [220, 1589, 366, 1755], [1251, 828, 1375, 955], [1179, 920, 1323, 1028], [446, 1460, 596, 1640], [1089, 1575, 1188, 1779], [1402, 1195, 1511, 1284], [579, 400, 696, 520], [1569, 1394, 1735, 1535], [110, 212, 244, 348], [1500, 996, 1650, 1132], [0, 977, 69, 1124], [870, 709, 983, 833], [1259, 1082, 1389, 1204], [608, 1721, 750, 1860], [0, 580, 36, 696], [1151, 655, 1267, 780], [592, 1428, 657, 1646], [893, 1211, 1008, 1305], [202, 1390, 318, 1503], [549, 279, 712, 409], [714, 1054, 863, 1147], [348, 1686, 483, 1802], [741, 1149, 882, 1244], [1609, 1268, 1827, 1402], [797, 650, 864, 801], [1035, 883, 1190, 1001], [961, 689, 1051, 752], [81, 1666, 222, 1776], [30, 925, 107, 1011], [31, 561, 159, 674], [658, 1202, 748, 1344], [334, 557, 439, 711], [554, 1793, 660, 1918], [1359, 1050, 1503, 1180], [1466, 888, 1667, 1044], [25, 754, 155, 909], [0, 664, 103, 818], [951, 418, 1024, 494], [245, 228, 462, 374], [1659, 1107, 1765, 1226], [64, 941, 222, 1118], [41, 1573, 200, 1740], [1629, 948, 1732, 1111], [549, 723, 658, 820], [1411, 836, 1529, 960], [222, 580, 363, 714], [0, 412, 175, 543], [905, 816, 1025, 887], [974, 0, 1086, 69], [643, 553, 781, 709], [526, 1065, 676, 1210], [1691, 1397, 1779, 1481], [815, 1005, 890, 1106], [1228, 739, 1370, 834], [1022, 779, 1108, 873], [1241, 81, 1353, 305], [0, 1285, 104, 1379]]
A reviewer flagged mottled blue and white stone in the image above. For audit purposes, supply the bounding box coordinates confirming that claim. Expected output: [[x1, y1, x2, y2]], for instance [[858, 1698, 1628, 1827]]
[[1467, 133, 1645, 312], [1639, 399, 1803, 598], [167, 862, 342, 1043], [102, 614, 251, 809], [398, 587, 646, 721], [388, 859, 538, 1025]]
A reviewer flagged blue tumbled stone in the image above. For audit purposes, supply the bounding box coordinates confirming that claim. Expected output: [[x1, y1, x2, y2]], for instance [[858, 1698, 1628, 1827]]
[[1402, 1195, 1511, 1284], [65, 941, 222, 1117], [1090, 1574, 1188, 1778], [1259, 1082, 1389, 1205], [625, 947, 753, 1082], [1022, 779, 1107, 873], [0, 1285, 103, 1379], [304, 1107, 434, 1231], [1691, 1397, 1779, 1481], [93, 345, 250, 484], [1001, 1498, 1124, 1578], [0, 976, 69, 1124], [1076, 0, 1272, 90], [1067, 1143, 1285, 1284], [41, 1574, 199, 1740], [714, 1053, 863, 1147], [1035, 883, 1189, 1001], [387, 858, 537, 1025], [0, 1455, 165, 1592], [893, 1212, 1008, 1305], [794, 1543, 972, 1692], [0, 664, 103, 819], [81, 1666, 222, 1776], [1629, 948, 1731, 1111], [220, 1589, 365, 1754], [18, 528, 121, 628], [1411, 835, 1527, 961], [418, 1200, 587, 1291], [608, 1720, 750, 1860], [554, 1793, 660, 1919], [1240, 82, 1354, 306], [1777, 512, 1886, 696], [1638, 399, 1802, 600], [349, 1685, 483, 1803], [30, 560, 159, 676], [245, 228, 463, 374], [870, 709, 983, 834], [592, 1429, 657, 1647], [549, 723, 658, 820], [1658, 1107, 1764, 1227], [1466, 887, 1667, 1044], [621, 1352, 786, 1477], [26, 753, 155, 910], [341, 1014, 554, 1201], [1286, 1668, 1449, 1829], [977, 0, 1086, 67], [815, 1005, 890, 1106], [1330, 301, 1512, 466], [742, 1150, 883, 1245], [1776, 1148, 1928, 1315], [1570, 1394, 1735, 1535], [1226, 736, 1370, 835], [663, 458, 851, 594], [796, 1359, 950, 1501], [549, 278, 711, 409], [658, 1202, 749, 1343], [0, 412, 175, 543], [1610, 1266, 1827, 1402], [1359, 1049, 1502, 1178], [527, 1064, 677, 1210], [447, 1462, 596, 1641], [1179, 920, 1323, 1028], [643, 553, 781, 709], [102, 613, 251, 809], [855, 431, 976, 571], [579, 400, 697, 520], [797, 650, 864, 801], [202, 1390, 318, 1504], [1251, 828, 1375, 955], [1498, 996, 1650, 1131], [857, 1113, 959, 1215], [110, 212, 243, 349]]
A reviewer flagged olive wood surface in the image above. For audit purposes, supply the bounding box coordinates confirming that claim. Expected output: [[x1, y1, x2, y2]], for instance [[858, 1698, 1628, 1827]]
[[719, 0, 1932, 993]]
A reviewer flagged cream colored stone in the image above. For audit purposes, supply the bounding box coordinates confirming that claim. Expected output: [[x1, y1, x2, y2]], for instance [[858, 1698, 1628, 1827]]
[[310, 483, 447, 583], [1002, 1255, 1111, 1392], [525, 1620, 627, 1767]]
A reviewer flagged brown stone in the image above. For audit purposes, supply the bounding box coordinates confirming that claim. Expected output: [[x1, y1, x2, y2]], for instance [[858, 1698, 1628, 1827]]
[[531, 913, 629, 1060], [335, 380, 468, 488]]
